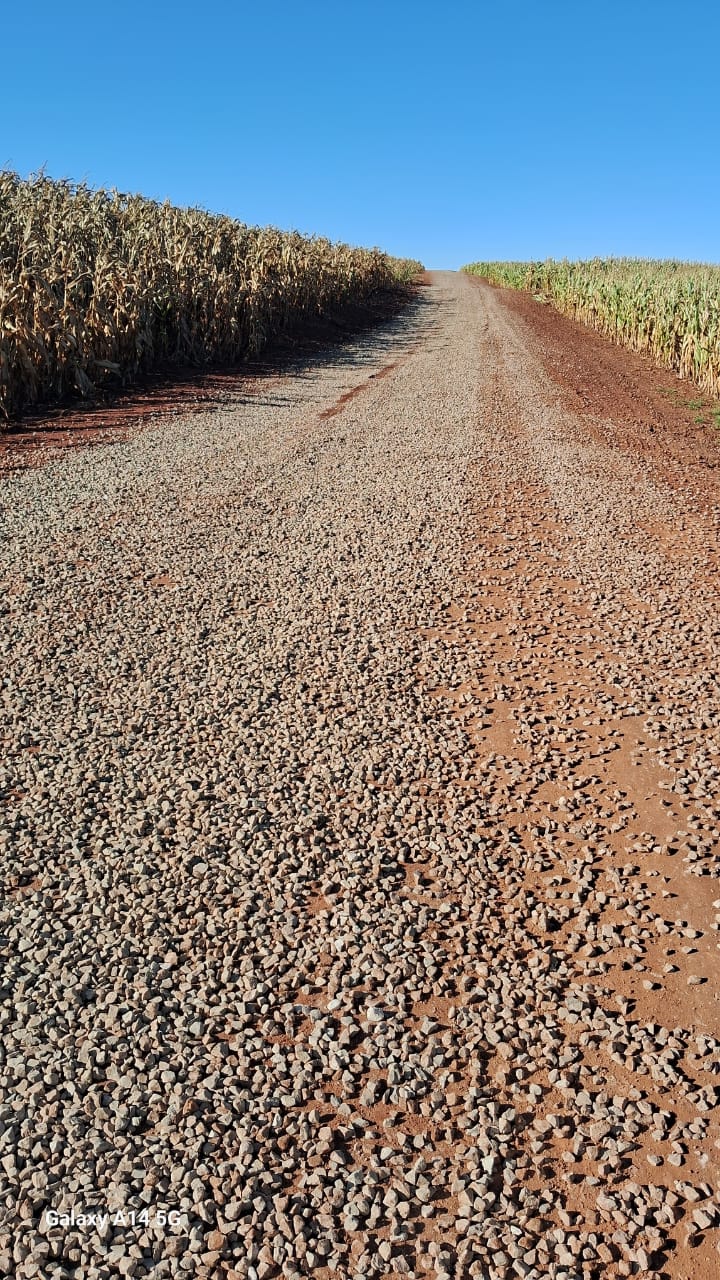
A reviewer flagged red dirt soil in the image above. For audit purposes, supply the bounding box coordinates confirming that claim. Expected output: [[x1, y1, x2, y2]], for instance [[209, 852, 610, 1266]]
[[468, 277, 720, 504]]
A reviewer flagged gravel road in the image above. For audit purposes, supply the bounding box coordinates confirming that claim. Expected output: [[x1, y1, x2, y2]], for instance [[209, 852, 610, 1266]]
[[1, 272, 719, 1279]]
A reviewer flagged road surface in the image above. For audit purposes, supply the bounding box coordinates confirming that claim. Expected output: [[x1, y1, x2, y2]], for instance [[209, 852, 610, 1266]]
[[1, 272, 719, 1279]]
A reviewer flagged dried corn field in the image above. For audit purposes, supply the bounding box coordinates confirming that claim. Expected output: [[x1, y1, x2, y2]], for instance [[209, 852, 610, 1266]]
[[0, 172, 422, 420], [463, 258, 720, 398]]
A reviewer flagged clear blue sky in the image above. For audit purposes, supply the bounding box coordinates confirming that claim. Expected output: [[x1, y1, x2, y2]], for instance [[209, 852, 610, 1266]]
[[3, 1, 719, 268]]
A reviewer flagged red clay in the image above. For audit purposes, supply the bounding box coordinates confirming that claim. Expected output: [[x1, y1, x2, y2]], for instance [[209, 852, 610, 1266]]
[[469, 277, 720, 503]]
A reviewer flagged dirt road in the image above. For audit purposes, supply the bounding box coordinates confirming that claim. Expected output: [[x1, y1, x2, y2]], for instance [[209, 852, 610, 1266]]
[[1, 272, 718, 1279]]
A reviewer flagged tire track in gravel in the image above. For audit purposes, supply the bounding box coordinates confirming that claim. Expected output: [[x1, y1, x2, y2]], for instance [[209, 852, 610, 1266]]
[[0, 272, 718, 1280]]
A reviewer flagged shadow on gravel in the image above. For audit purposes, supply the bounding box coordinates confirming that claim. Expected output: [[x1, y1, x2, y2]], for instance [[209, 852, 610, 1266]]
[[0, 286, 445, 474]]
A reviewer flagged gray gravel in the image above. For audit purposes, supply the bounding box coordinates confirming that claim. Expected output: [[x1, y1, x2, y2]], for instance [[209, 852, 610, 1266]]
[[1, 272, 719, 1279]]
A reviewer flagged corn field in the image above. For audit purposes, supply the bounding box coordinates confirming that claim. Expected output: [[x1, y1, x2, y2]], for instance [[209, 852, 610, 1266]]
[[0, 171, 423, 420], [463, 258, 720, 398]]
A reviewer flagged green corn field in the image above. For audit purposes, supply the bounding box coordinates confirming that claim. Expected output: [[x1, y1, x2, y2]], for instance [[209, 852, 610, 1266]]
[[462, 258, 720, 398], [0, 171, 423, 421]]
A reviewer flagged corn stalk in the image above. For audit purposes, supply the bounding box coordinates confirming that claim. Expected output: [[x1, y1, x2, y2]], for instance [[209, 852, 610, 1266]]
[[0, 172, 423, 420]]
